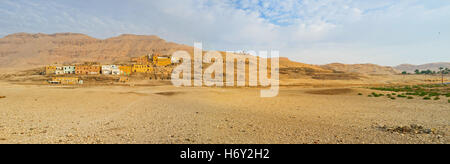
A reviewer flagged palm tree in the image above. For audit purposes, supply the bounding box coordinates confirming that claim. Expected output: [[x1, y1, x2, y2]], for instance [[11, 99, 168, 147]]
[[415, 69, 420, 74]]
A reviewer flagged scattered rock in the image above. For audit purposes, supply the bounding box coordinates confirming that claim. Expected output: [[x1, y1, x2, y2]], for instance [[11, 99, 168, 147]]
[[0, 96, 5, 99], [376, 124, 440, 135]]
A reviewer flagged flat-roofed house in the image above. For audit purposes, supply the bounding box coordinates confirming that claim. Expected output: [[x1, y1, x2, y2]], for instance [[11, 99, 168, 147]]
[[132, 64, 153, 73], [111, 65, 121, 75], [63, 66, 76, 74], [131, 55, 151, 65], [102, 65, 112, 75], [45, 66, 57, 75], [50, 77, 81, 85], [156, 56, 172, 66], [76, 65, 101, 75], [55, 67, 64, 75], [119, 65, 132, 75], [102, 65, 120, 75]]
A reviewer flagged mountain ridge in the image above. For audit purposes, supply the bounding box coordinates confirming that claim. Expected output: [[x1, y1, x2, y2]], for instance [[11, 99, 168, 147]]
[[0, 32, 193, 68], [1, 32, 447, 76], [1, 32, 333, 76], [395, 62, 450, 73], [322, 63, 400, 75]]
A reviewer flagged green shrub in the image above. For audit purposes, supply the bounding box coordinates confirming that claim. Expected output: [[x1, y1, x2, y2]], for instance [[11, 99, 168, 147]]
[[358, 93, 363, 96], [369, 85, 449, 101], [397, 95, 407, 98], [434, 97, 440, 100], [428, 92, 440, 97], [403, 86, 412, 90], [419, 92, 428, 97], [371, 92, 382, 97]]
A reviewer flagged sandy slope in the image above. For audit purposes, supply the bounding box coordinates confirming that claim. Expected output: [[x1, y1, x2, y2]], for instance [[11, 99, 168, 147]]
[[0, 82, 448, 144]]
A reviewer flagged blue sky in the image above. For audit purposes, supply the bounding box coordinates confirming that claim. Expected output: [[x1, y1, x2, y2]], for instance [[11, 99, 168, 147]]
[[0, 0, 449, 66]]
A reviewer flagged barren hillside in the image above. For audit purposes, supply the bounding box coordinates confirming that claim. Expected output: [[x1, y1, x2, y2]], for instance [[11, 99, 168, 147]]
[[322, 63, 400, 75], [395, 63, 450, 73], [0, 33, 333, 77], [0, 33, 192, 69]]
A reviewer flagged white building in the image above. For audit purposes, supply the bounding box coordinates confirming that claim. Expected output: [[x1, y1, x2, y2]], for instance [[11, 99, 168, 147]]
[[102, 65, 112, 74], [102, 65, 119, 75], [111, 66, 121, 75], [63, 66, 76, 74], [55, 67, 64, 75]]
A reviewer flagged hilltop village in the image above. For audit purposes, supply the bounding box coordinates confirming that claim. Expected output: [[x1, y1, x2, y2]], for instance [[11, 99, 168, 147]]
[[44, 53, 178, 84]]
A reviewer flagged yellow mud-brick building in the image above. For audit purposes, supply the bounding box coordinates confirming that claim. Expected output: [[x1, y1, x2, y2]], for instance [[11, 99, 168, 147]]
[[119, 65, 132, 75], [45, 66, 57, 75], [75, 65, 101, 75], [131, 55, 151, 65], [154, 56, 172, 66], [50, 77, 81, 85], [132, 64, 153, 73]]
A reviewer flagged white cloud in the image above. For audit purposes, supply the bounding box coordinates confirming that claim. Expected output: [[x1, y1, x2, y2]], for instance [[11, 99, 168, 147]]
[[0, 0, 449, 65], [0, 0, 148, 38]]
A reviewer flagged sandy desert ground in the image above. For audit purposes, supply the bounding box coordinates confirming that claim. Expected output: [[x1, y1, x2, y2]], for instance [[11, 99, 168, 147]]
[[0, 80, 448, 144]]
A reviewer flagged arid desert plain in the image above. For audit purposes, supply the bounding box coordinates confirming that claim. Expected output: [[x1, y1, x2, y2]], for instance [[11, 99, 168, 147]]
[[0, 74, 448, 144], [2, 0, 450, 146]]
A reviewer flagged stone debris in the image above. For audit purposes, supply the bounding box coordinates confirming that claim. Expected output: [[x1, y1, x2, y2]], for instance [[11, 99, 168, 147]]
[[376, 124, 440, 135]]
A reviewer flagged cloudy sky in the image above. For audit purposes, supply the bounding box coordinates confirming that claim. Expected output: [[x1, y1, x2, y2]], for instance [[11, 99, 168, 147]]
[[0, 0, 449, 66]]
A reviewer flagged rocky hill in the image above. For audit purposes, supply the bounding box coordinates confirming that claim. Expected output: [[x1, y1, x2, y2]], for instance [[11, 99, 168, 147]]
[[395, 63, 450, 73], [0, 33, 332, 78], [322, 63, 400, 75], [0, 33, 192, 69]]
